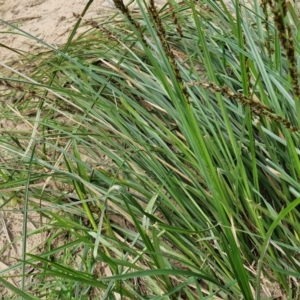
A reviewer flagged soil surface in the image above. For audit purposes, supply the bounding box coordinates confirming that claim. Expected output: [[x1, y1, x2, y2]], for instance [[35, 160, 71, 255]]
[[0, 0, 119, 62]]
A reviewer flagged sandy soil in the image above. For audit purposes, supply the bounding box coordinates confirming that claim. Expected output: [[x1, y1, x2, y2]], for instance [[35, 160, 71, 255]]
[[0, 0, 120, 62]]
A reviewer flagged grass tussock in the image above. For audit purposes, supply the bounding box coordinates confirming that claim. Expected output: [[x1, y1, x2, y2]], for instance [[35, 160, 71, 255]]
[[1, 0, 300, 299]]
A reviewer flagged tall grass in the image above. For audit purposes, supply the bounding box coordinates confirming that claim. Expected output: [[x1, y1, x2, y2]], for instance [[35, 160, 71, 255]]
[[0, 0, 300, 299]]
